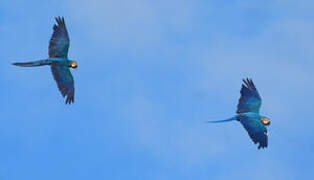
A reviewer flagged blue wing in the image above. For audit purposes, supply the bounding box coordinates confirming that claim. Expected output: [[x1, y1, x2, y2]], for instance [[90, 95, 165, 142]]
[[239, 116, 268, 149], [51, 64, 74, 104], [237, 78, 262, 114], [49, 17, 70, 58]]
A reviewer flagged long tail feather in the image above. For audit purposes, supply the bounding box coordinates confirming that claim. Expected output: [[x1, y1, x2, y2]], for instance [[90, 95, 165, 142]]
[[206, 117, 236, 123], [12, 59, 53, 67]]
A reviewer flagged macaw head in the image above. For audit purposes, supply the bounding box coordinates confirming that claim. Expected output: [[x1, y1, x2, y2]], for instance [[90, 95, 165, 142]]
[[260, 116, 270, 126], [68, 61, 78, 69]]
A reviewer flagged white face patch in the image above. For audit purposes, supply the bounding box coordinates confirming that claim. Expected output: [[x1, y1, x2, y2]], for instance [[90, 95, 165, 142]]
[[69, 61, 78, 68], [264, 132, 268, 136], [261, 117, 270, 125]]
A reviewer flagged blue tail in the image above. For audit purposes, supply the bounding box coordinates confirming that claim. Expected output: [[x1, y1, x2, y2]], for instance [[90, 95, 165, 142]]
[[206, 117, 236, 123], [12, 59, 53, 67]]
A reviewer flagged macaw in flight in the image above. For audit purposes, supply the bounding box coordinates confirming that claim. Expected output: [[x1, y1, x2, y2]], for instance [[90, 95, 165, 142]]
[[13, 17, 77, 104], [208, 78, 270, 149]]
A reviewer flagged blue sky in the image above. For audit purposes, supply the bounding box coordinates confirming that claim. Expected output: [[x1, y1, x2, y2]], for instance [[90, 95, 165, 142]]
[[1, 0, 314, 179]]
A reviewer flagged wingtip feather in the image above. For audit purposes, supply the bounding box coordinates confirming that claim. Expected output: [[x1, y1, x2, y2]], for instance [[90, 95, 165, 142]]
[[65, 94, 74, 105], [242, 78, 256, 90], [54, 16, 66, 27]]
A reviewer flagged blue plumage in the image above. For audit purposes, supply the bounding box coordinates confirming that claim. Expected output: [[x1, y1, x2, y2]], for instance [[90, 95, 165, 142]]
[[239, 114, 268, 149], [49, 17, 70, 58], [208, 78, 270, 149], [12, 17, 77, 104], [237, 78, 261, 114]]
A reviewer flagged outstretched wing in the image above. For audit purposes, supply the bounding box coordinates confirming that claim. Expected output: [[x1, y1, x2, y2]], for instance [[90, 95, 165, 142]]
[[239, 117, 268, 149], [237, 78, 262, 114], [49, 17, 70, 58], [51, 64, 74, 104]]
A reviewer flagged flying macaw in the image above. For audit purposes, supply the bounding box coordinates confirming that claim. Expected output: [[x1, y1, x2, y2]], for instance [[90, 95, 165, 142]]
[[13, 17, 77, 104], [208, 78, 270, 149]]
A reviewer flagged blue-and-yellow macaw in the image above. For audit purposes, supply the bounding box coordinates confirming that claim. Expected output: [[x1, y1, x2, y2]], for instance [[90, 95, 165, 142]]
[[208, 78, 270, 149], [13, 17, 77, 104]]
